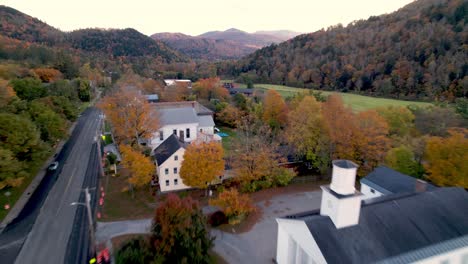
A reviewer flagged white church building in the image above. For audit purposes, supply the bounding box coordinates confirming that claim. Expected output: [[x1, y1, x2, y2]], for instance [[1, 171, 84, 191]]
[[276, 160, 468, 264]]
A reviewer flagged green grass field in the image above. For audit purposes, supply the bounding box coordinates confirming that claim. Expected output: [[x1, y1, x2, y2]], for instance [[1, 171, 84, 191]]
[[253, 84, 432, 112]]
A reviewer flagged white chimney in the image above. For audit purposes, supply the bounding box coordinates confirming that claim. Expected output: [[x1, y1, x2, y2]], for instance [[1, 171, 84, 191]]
[[320, 160, 362, 229]]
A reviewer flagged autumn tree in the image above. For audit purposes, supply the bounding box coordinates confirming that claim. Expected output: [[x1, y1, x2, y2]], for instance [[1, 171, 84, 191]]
[[377, 106, 415, 138], [193, 77, 229, 102], [33, 68, 62, 83], [209, 188, 255, 225], [322, 94, 360, 161], [231, 116, 280, 184], [98, 86, 159, 146], [0, 79, 16, 107], [162, 83, 191, 102], [262, 90, 288, 129], [120, 144, 155, 191], [356, 110, 391, 174], [424, 129, 467, 188], [285, 96, 330, 173], [216, 104, 243, 127], [151, 194, 213, 263], [180, 142, 225, 193]]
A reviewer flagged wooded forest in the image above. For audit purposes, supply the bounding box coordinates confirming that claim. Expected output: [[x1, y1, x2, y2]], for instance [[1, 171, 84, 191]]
[[226, 0, 467, 101]]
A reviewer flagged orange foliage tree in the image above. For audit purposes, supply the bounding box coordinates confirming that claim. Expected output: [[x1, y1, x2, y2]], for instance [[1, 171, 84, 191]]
[[98, 86, 159, 146], [424, 129, 467, 188], [356, 110, 391, 174], [193, 77, 229, 102], [120, 144, 155, 190], [209, 188, 255, 225], [180, 141, 225, 192], [262, 90, 288, 129], [0, 79, 16, 107], [33, 68, 62, 83], [322, 94, 360, 161]]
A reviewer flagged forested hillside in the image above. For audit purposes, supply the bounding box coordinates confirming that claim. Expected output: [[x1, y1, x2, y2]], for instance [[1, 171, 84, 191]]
[[152, 32, 257, 60], [231, 0, 467, 100], [0, 5, 187, 66]]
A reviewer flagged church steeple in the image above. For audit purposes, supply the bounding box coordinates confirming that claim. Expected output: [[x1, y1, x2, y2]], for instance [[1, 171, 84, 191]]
[[320, 160, 363, 229]]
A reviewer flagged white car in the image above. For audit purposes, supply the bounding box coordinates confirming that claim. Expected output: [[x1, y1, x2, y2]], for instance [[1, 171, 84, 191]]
[[214, 127, 220, 133], [48, 161, 59, 171]]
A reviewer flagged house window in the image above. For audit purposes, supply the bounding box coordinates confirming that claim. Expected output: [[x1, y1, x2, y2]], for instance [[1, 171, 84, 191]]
[[370, 189, 375, 194], [173, 129, 177, 135], [174, 167, 178, 174], [159, 131, 164, 140], [174, 179, 178, 185], [165, 168, 169, 175], [186, 128, 190, 138], [174, 155, 178, 161], [165, 180, 169, 186]]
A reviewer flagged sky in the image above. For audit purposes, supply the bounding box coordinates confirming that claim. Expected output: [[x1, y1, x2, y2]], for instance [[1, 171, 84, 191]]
[[1, 0, 415, 36]]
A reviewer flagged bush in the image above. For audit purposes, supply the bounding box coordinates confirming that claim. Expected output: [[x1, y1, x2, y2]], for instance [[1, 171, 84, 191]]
[[116, 237, 153, 264], [209, 188, 255, 225], [273, 168, 296, 187], [208, 211, 228, 227]]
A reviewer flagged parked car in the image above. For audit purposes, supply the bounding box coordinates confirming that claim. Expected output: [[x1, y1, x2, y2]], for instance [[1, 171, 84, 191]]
[[48, 161, 59, 171], [214, 127, 220, 133]]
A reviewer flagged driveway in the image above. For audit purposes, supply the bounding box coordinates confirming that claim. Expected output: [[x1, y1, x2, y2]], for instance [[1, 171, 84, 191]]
[[95, 190, 322, 264], [213, 190, 322, 264]]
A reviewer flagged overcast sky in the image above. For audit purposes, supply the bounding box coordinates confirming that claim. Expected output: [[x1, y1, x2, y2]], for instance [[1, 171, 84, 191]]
[[2, 0, 414, 36]]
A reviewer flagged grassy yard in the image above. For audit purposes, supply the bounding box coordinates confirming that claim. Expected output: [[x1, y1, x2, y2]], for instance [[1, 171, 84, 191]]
[[253, 84, 432, 112], [100, 168, 157, 221], [217, 126, 238, 157]]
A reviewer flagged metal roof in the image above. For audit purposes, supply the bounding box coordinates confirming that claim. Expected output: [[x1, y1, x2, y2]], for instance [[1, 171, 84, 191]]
[[198, 115, 215, 127], [285, 187, 468, 264], [153, 134, 186, 165], [361, 166, 437, 194], [159, 107, 199, 126]]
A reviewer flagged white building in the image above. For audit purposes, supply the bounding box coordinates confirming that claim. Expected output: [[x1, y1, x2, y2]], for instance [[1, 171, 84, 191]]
[[360, 166, 436, 200], [153, 134, 190, 192], [148, 101, 220, 150], [276, 160, 468, 264], [164, 79, 192, 89]]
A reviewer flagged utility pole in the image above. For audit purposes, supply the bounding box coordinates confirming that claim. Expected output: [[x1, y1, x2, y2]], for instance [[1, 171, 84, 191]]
[[71, 187, 96, 258], [85, 187, 96, 257]]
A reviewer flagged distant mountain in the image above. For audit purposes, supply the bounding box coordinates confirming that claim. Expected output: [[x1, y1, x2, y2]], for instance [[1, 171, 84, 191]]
[[0, 5, 186, 63], [151, 32, 257, 60], [254, 30, 302, 40], [152, 28, 301, 60], [198, 28, 284, 48], [231, 0, 468, 100]]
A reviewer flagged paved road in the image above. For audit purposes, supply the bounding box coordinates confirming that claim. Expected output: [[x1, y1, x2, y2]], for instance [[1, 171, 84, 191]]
[[8, 107, 102, 264], [95, 190, 322, 264]]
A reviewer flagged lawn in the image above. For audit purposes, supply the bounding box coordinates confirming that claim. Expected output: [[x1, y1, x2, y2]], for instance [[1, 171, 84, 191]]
[[100, 168, 157, 221], [217, 126, 238, 157], [254, 84, 433, 112]]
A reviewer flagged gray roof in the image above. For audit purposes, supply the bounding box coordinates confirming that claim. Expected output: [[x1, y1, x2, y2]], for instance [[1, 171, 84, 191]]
[[145, 94, 159, 101], [198, 115, 215, 127], [285, 187, 468, 264], [159, 107, 199, 126], [361, 166, 437, 194], [153, 134, 186, 165]]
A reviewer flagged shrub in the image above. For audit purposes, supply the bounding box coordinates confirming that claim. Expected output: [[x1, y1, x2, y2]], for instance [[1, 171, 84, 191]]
[[273, 168, 296, 187], [209, 188, 255, 225], [208, 211, 228, 227]]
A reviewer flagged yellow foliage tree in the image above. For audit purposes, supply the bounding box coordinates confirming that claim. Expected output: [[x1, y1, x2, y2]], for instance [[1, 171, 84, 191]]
[[285, 96, 330, 173], [180, 142, 225, 191], [424, 129, 468, 188], [120, 144, 155, 189], [262, 90, 288, 129]]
